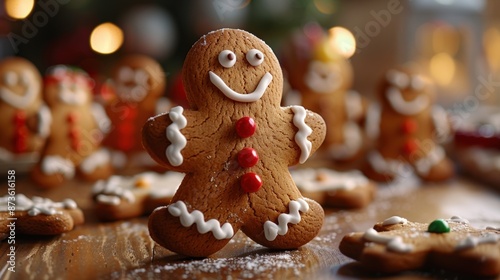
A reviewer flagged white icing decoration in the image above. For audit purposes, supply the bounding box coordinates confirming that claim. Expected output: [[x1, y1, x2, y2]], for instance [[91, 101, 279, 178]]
[[386, 70, 410, 89], [455, 234, 499, 251], [208, 71, 272, 103], [367, 150, 405, 176], [115, 67, 149, 102], [290, 168, 368, 192], [414, 146, 445, 176], [93, 176, 135, 205], [304, 60, 341, 94], [466, 148, 500, 173], [80, 149, 111, 174], [246, 49, 264, 66], [0, 72, 37, 109], [328, 122, 362, 160], [0, 194, 77, 216], [58, 84, 88, 105], [386, 87, 430, 116], [263, 198, 309, 241], [37, 104, 52, 138], [382, 216, 408, 226], [449, 216, 469, 224], [345, 90, 363, 121], [365, 103, 381, 140], [218, 50, 237, 68], [291, 106, 313, 164], [432, 106, 451, 143], [363, 228, 414, 253], [411, 75, 425, 91], [168, 200, 234, 240], [41, 155, 75, 178], [165, 106, 187, 166], [91, 102, 111, 133]]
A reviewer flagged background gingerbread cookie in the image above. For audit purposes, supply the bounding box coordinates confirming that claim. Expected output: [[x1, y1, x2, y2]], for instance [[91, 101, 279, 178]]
[[143, 28, 327, 257], [0, 194, 84, 239], [102, 54, 169, 169], [0, 57, 51, 171], [31, 66, 113, 189], [363, 67, 454, 182], [92, 171, 183, 221], [339, 216, 500, 276]]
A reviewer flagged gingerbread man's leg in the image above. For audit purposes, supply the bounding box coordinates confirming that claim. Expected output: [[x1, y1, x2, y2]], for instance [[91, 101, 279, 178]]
[[363, 151, 408, 182], [411, 145, 454, 182], [77, 148, 113, 181], [31, 154, 75, 188]]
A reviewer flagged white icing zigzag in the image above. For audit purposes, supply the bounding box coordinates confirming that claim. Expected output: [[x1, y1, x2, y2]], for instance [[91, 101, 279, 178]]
[[166, 106, 187, 166], [291, 106, 312, 164], [363, 228, 414, 253], [0, 194, 77, 216], [455, 234, 499, 251], [263, 198, 309, 241], [168, 200, 234, 240]]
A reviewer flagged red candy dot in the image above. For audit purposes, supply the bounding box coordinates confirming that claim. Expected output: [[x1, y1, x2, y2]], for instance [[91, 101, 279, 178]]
[[238, 147, 259, 168], [235, 116, 256, 138], [240, 172, 262, 193], [402, 119, 418, 134], [402, 139, 419, 156]]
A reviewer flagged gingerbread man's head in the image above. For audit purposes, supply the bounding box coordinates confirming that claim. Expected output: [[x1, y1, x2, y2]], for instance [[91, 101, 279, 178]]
[[0, 57, 42, 110], [182, 29, 283, 110], [43, 66, 94, 108], [111, 54, 165, 104], [379, 67, 434, 116]]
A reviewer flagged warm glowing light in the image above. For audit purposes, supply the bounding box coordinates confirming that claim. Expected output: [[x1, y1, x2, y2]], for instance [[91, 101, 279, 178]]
[[328, 27, 356, 58], [429, 52, 456, 86], [432, 24, 460, 55], [484, 27, 500, 72], [90, 23, 124, 54], [5, 0, 34, 19], [313, 0, 336, 15]]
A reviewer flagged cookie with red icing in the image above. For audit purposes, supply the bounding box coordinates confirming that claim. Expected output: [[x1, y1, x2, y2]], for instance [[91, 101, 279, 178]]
[[0, 194, 84, 239], [0, 57, 50, 168], [339, 216, 500, 276], [363, 67, 454, 182], [102, 54, 169, 169], [142, 28, 327, 257], [31, 66, 113, 188]]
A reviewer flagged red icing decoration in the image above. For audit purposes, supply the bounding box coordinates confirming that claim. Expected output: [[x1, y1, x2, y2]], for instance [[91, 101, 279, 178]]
[[235, 117, 256, 138], [67, 113, 79, 124], [238, 147, 259, 168], [402, 118, 418, 134], [13, 111, 28, 153], [241, 172, 262, 193], [67, 113, 81, 152], [402, 139, 419, 156]]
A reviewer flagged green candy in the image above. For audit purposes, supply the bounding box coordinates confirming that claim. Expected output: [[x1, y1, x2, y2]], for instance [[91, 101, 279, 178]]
[[428, 219, 450, 233]]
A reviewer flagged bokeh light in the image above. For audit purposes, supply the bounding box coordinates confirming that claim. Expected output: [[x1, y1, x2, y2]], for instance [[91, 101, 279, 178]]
[[4, 0, 34, 19], [429, 52, 456, 85], [328, 26, 356, 58], [90, 22, 124, 54]]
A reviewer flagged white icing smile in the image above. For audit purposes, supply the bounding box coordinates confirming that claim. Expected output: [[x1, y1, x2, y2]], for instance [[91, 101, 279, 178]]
[[386, 87, 429, 115], [209, 71, 273, 103], [304, 61, 341, 94], [0, 71, 37, 109], [115, 66, 149, 102]]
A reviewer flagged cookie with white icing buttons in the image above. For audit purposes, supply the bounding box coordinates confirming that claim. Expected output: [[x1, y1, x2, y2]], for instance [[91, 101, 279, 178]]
[[290, 168, 376, 209], [0, 194, 84, 239], [31, 66, 113, 189], [92, 171, 183, 221], [363, 67, 454, 182], [339, 216, 500, 276], [142, 28, 327, 257], [102, 54, 169, 169], [0, 57, 50, 167]]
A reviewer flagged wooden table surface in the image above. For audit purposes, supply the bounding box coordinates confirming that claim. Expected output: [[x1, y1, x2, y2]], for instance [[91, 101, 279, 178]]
[[1, 169, 500, 280]]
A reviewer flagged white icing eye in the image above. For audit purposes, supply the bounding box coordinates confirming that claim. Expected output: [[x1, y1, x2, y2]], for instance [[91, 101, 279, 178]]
[[246, 49, 264, 66], [134, 69, 149, 85], [118, 67, 134, 82], [386, 70, 409, 89], [20, 71, 30, 85], [411, 75, 425, 91], [3, 71, 17, 86], [218, 50, 236, 68]]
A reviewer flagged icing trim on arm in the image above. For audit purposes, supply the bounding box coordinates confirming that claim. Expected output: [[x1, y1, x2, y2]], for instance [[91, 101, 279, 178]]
[[382, 216, 408, 226], [263, 198, 309, 241], [41, 155, 75, 179], [165, 106, 187, 166], [167, 200, 234, 240], [291, 106, 313, 164], [363, 228, 414, 253], [37, 104, 52, 137]]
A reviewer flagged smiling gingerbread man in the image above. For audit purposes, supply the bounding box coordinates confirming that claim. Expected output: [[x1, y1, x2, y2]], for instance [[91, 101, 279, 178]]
[[143, 28, 326, 257]]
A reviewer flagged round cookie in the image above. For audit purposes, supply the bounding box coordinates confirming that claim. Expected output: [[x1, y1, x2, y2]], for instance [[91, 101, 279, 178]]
[[363, 67, 454, 182], [31, 66, 113, 189], [0, 57, 50, 168], [102, 54, 168, 168], [142, 28, 327, 257]]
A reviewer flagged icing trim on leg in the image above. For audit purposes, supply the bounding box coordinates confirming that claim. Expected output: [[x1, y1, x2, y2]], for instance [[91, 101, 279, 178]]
[[367, 151, 404, 176], [291, 106, 312, 164], [168, 200, 234, 240], [80, 149, 111, 174], [41, 155, 75, 179], [165, 106, 187, 166], [414, 146, 445, 176], [263, 198, 309, 241]]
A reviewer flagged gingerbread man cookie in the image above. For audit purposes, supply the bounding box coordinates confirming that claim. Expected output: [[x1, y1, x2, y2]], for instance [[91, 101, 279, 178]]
[[142, 28, 326, 257], [339, 216, 500, 276], [31, 66, 113, 189], [363, 67, 454, 182], [281, 24, 367, 163], [92, 171, 183, 221], [102, 54, 168, 168], [0, 57, 51, 166], [0, 194, 84, 239]]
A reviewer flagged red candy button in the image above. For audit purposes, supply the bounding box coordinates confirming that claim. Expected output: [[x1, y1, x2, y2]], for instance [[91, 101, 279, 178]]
[[67, 113, 79, 124], [240, 172, 262, 193], [238, 147, 259, 168], [402, 118, 418, 134], [402, 139, 419, 156], [235, 116, 256, 138]]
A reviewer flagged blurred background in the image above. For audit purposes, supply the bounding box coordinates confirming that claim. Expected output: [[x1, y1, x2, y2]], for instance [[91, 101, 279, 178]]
[[1, 0, 500, 107]]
